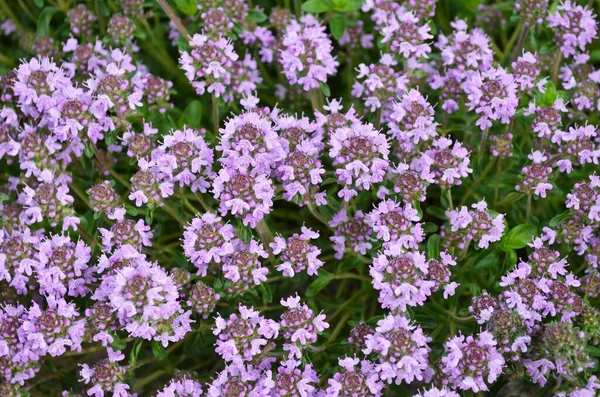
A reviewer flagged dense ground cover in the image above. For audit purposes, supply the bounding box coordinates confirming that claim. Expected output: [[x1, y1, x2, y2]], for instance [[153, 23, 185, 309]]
[[1, 0, 600, 395]]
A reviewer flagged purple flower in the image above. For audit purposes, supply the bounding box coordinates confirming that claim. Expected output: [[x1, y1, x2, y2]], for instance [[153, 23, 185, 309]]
[[364, 314, 432, 385], [511, 52, 546, 93], [329, 121, 389, 201], [440, 331, 505, 392], [326, 357, 383, 397], [108, 255, 192, 345], [213, 305, 279, 363], [381, 10, 433, 59], [221, 238, 269, 294], [415, 137, 472, 187], [99, 218, 152, 251], [183, 213, 235, 276], [186, 282, 220, 319], [463, 66, 518, 129], [443, 200, 505, 249], [35, 234, 94, 298], [87, 181, 124, 220], [389, 89, 438, 151], [213, 168, 275, 228], [0, 227, 40, 294], [80, 348, 130, 397], [179, 32, 239, 98], [547, 1, 598, 58], [435, 19, 494, 71], [279, 294, 328, 348], [217, 110, 285, 174], [515, 150, 553, 197], [279, 15, 339, 91], [414, 387, 460, 397], [329, 209, 373, 260], [366, 200, 424, 251], [273, 359, 319, 396], [270, 226, 323, 277], [156, 371, 204, 397], [352, 54, 408, 114], [152, 126, 214, 192], [207, 363, 274, 396], [370, 250, 436, 311]]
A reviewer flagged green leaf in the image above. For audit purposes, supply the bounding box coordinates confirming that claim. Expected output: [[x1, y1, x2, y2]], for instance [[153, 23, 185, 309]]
[[540, 81, 558, 106], [125, 206, 138, 216], [301, 0, 333, 13], [329, 14, 346, 40], [151, 341, 168, 363], [549, 209, 573, 227], [174, 0, 197, 16], [0, 193, 9, 202], [248, 9, 268, 23], [503, 248, 518, 270], [36, 7, 57, 37], [500, 224, 537, 250], [33, 0, 44, 7], [427, 234, 440, 259], [306, 269, 333, 297], [585, 345, 600, 357], [425, 206, 448, 220], [332, 0, 363, 12], [180, 100, 203, 128], [239, 223, 253, 243], [474, 250, 499, 270], [422, 222, 438, 233], [259, 283, 273, 304], [84, 142, 94, 159], [129, 339, 143, 366], [320, 82, 331, 97]]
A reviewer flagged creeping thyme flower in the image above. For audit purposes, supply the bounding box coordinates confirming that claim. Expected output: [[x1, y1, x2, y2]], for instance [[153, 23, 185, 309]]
[[99, 218, 152, 251], [329, 209, 373, 259], [338, 20, 375, 49], [415, 387, 460, 397], [186, 282, 220, 319], [326, 356, 383, 397], [122, 121, 158, 159], [35, 234, 94, 298], [516, 0, 548, 26], [415, 137, 472, 187], [24, 295, 86, 358], [87, 181, 124, 220], [276, 140, 325, 206], [107, 14, 135, 43], [381, 10, 433, 59], [547, 1, 598, 58], [108, 256, 192, 345], [207, 363, 274, 396], [552, 125, 600, 173], [270, 227, 323, 277], [21, 175, 80, 231], [370, 250, 456, 311], [364, 314, 432, 385], [280, 15, 339, 91], [218, 110, 285, 174], [279, 294, 328, 347], [0, 228, 40, 294], [515, 150, 553, 197], [156, 371, 204, 397], [179, 32, 239, 98], [79, 348, 130, 397], [442, 200, 505, 249], [352, 54, 408, 114], [329, 121, 390, 202], [440, 331, 505, 392], [85, 302, 119, 346], [389, 88, 438, 151], [138, 74, 173, 114], [221, 238, 269, 294], [463, 66, 518, 129], [201, 7, 234, 37], [435, 19, 494, 71], [273, 359, 319, 396], [227, 53, 263, 102], [67, 4, 96, 37], [524, 321, 594, 386], [183, 213, 235, 276], [153, 126, 214, 191], [524, 98, 566, 139], [511, 52, 545, 93], [390, 163, 428, 203], [213, 168, 275, 228], [213, 304, 279, 363], [366, 200, 424, 251]]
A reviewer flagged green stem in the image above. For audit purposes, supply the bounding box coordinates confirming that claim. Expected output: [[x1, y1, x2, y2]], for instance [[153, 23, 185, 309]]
[[156, 0, 190, 40], [526, 193, 532, 221], [212, 94, 219, 138], [334, 273, 370, 282], [308, 202, 330, 227], [551, 52, 563, 85], [446, 188, 454, 211]]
